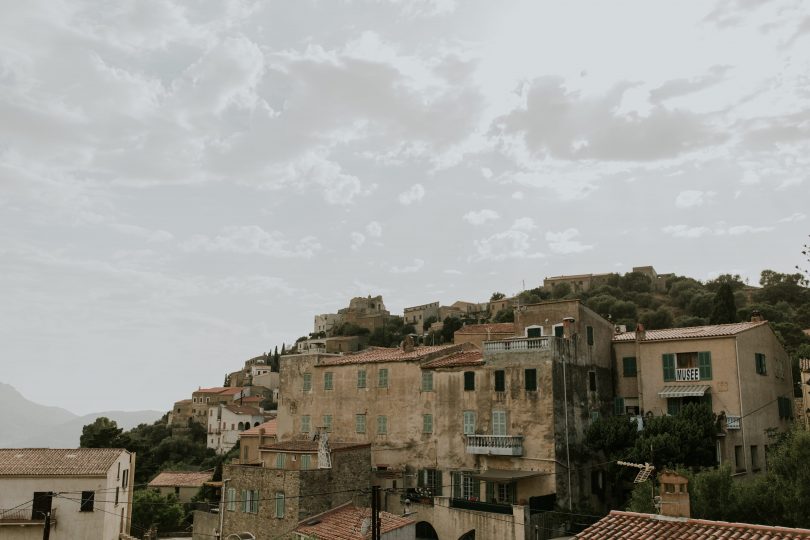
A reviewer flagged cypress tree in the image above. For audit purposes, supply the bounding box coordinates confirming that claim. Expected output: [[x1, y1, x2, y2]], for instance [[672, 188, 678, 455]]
[[709, 282, 737, 324]]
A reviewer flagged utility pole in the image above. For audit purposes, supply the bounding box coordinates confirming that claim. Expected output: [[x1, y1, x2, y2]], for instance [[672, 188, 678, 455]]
[[371, 485, 381, 540], [41, 491, 53, 540]]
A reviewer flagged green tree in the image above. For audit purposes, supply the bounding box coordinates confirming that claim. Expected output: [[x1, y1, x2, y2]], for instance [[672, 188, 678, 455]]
[[441, 317, 464, 343], [552, 282, 572, 299], [80, 417, 123, 448], [709, 282, 737, 324], [630, 404, 716, 470], [620, 272, 652, 293], [131, 489, 185, 534], [640, 307, 674, 330], [490, 292, 505, 301], [626, 481, 656, 513], [423, 315, 438, 332], [492, 308, 514, 323]]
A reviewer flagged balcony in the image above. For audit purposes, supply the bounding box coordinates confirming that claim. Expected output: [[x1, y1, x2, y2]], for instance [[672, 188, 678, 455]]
[[726, 415, 741, 430], [0, 508, 54, 525], [675, 367, 701, 382], [450, 498, 513, 515], [483, 337, 553, 353], [465, 435, 524, 456]]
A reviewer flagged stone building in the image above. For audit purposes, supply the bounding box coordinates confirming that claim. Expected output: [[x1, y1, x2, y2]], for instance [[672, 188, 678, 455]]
[[220, 442, 371, 540], [314, 313, 342, 335], [612, 316, 795, 475], [0, 448, 135, 540], [338, 295, 390, 333], [403, 301, 439, 334], [801, 358, 810, 429], [543, 272, 612, 294], [453, 322, 517, 350], [275, 299, 614, 540], [237, 419, 278, 465], [293, 502, 415, 539], [169, 398, 193, 427]]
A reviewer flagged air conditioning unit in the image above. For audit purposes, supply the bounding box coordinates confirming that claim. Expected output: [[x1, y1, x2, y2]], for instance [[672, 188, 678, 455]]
[[614, 325, 627, 334]]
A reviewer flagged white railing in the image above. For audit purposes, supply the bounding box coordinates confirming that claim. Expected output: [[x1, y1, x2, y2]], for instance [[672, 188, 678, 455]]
[[465, 435, 524, 456], [675, 367, 701, 382], [726, 416, 741, 430], [483, 338, 551, 353]]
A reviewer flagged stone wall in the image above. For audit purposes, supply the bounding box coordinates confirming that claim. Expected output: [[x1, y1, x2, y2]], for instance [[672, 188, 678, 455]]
[[191, 510, 219, 540]]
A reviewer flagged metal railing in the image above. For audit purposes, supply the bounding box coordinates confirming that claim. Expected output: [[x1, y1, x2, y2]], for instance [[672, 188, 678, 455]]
[[465, 435, 524, 456], [726, 415, 741, 430], [450, 498, 514, 515], [0, 507, 52, 523]]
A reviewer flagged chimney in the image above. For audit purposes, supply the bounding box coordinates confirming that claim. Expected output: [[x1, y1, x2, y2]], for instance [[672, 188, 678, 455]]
[[658, 470, 690, 518], [562, 317, 575, 339], [259, 427, 265, 446], [402, 334, 415, 353], [750, 310, 764, 323], [635, 323, 646, 341]]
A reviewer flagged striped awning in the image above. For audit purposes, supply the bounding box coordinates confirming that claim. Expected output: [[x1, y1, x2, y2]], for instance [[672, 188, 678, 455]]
[[658, 385, 711, 398]]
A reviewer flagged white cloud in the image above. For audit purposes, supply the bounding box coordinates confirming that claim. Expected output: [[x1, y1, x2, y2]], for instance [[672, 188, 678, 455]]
[[350, 232, 366, 251], [463, 209, 500, 225], [481, 167, 493, 179], [512, 191, 524, 200], [675, 190, 716, 208], [662, 225, 712, 238], [111, 223, 174, 243], [398, 184, 425, 205], [182, 226, 321, 257], [741, 170, 760, 185], [779, 212, 806, 223], [511, 217, 536, 231], [545, 228, 593, 254], [390, 258, 425, 273], [443, 269, 462, 275], [473, 230, 544, 261], [725, 225, 773, 235], [778, 177, 803, 190], [365, 221, 383, 237]]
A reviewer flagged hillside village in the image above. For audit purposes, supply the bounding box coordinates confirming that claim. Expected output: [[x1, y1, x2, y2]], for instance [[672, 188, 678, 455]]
[[4, 265, 810, 540]]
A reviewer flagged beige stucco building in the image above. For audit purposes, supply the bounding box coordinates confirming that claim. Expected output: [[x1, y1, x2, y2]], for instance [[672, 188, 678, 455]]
[[0, 448, 135, 540], [453, 322, 517, 350], [237, 419, 278, 465], [403, 301, 439, 334], [612, 318, 795, 474], [275, 299, 614, 540], [148, 470, 212, 504]]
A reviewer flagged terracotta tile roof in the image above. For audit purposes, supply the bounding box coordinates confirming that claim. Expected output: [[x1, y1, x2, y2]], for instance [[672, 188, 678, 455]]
[[295, 503, 414, 539], [260, 440, 370, 453], [575, 511, 810, 539], [174, 399, 192, 404], [241, 419, 278, 437], [224, 404, 261, 416], [0, 448, 125, 476], [316, 344, 463, 366], [455, 322, 516, 335], [613, 321, 768, 342], [422, 350, 484, 369], [218, 387, 245, 395], [148, 470, 213, 488], [194, 386, 229, 394]]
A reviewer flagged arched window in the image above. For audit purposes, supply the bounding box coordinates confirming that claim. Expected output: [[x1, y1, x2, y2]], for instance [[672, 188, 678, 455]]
[[237, 422, 244, 430]]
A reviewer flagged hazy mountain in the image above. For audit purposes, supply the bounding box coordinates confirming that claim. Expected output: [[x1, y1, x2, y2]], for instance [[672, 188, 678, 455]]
[[0, 382, 163, 448]]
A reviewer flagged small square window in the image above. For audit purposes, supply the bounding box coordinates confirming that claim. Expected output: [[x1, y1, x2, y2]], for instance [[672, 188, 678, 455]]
[[377, 415, 388, 434], [357, 370, 367, 389], [303, 373, 312, 392], [356, 414, 366, 433], [322, 415, 332, 432], [301, 415, 311, 433], [421, 371, 433, 392], [378, 368, 389, 388], [324, 372, 334, 390]]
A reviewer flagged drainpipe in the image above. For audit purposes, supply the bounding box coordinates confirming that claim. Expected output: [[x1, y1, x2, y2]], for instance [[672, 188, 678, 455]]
[[734, 340, 748, 472], [635, 324, 645, 415], [561, 340, 572, 511]]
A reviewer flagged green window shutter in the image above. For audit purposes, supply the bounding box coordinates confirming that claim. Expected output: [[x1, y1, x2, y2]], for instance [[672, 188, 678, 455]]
[[662, 354, 675, 382], [435, 471, 443, 496], [613, 397, 625, 416], [241, 490, 247, 512], [452, 472, 461, 498], [698, 352, 712, 380], [622, 357, 637, 377]]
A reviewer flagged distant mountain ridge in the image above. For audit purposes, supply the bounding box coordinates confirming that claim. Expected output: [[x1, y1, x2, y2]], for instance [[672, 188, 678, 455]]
[[0, 382, 163, 448]]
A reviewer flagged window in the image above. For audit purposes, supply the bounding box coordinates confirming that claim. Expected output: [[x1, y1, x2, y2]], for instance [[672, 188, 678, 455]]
[[613, 397, 625, 416], [377, 415, 388, 434], [590, 411, 600, 423], [241, 490, 258, 514], [526, 325, 542, 338], [662, 353, 676, 382], [463, 371, 475, 391], [115, 487, 119, 506], [492, 410, 507, 436], [423, 414, 433, 434], [778, 396, 793, 420], [463, 411, 476, 435], [323, 415, 332, 432], [586, 325, 594, 346], [226, 488, 236, 511], [494, 370, 505, 392], [357, 370, 367, 388], [324, 372, 334, 390], [523, 368, 537, 391], [80, 491, 94, 512], [276, 453, 285, 468], [734, 445, 745, 473], [301, 415, 311, 433], [622, 357, 637, 377], [122, 469, 129, 489], [421, 371, 434, 391], [452, 471, 475, 499], [751, 445, 760, 471], [418, 469, 443, 496], [303, 373, 312, 392], [301, 454, 311, 470], [588, 371, 597, 392], [356, 414, 366, 433], [755, 353, 767, 375], [378, 368, 389, 388]]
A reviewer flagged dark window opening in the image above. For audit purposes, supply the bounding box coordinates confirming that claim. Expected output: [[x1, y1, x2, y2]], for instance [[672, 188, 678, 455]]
[[494, 370, 505, 392], [586, 326, 594, 346], [464, 371, 475, 391], [80, 491, 95, 512], [525, 369, 537, 391], [588, 371, 597, 392]]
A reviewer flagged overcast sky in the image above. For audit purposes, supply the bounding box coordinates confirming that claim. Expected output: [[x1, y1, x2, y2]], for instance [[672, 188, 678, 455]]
[[2, 0, 809, 414]]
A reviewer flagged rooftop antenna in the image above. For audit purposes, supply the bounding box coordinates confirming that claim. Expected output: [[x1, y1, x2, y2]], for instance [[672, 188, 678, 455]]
[[617, 461, 655, 483]]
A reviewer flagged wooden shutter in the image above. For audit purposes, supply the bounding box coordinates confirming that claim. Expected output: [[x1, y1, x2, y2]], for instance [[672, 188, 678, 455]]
[[613, 397, 625, 416], [698, 352, 712, 380], [662, 354, 675, 382]]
